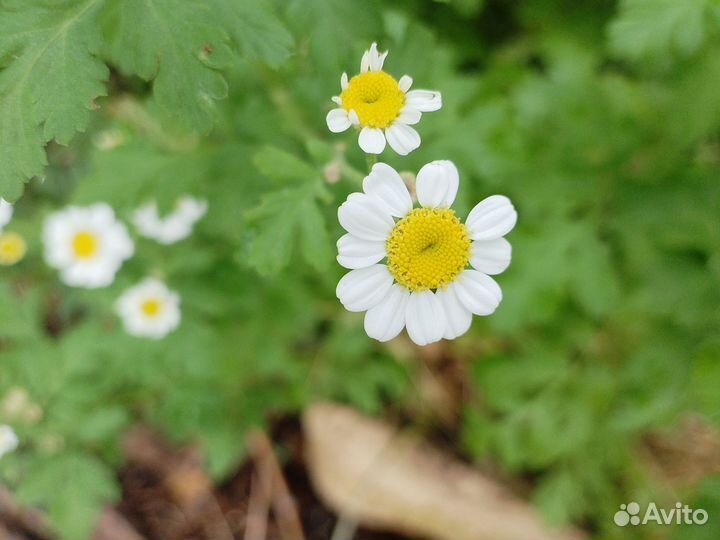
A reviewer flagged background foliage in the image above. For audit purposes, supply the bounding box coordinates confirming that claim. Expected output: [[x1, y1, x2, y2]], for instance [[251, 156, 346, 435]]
[[1, 0, 719, 539]]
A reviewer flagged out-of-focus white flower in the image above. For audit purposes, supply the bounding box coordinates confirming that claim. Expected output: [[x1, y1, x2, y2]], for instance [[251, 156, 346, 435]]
[[2, 388, 43, 424], [326, 42, 442, 156], [336, 161, 517, 346], [132, 196, 208, 245], [43, 204, 134, 289], [115, 278, 181, 339], [0, 425, 18, 459], [0, 232, 26, 266], [0, 199, 13, 230]]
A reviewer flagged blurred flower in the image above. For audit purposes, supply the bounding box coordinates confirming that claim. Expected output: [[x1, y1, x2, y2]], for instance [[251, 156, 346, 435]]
[[92, 128, 127, 151], [0, 232, 27, 266], [336, 161, 517, 346], [43, 204, 134, 288], [115, 278, 181, 339], [326, 43, 442, 156], [0, 198, 13, 230], [2, 388, 42, 424], [0, 425, 18, 459], [132, 196, 207, 245], [323, 161, 342, 184]]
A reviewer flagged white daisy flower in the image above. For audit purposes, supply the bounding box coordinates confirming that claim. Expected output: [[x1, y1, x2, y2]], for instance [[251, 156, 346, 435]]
[[0, 198, 13, 230], [326, 42, 442, 156], [43, 204, 134, 289], [336, 161, 517, 346], [132, 196, 208, 245], [115, 278, 181, 339], [0, 425, 18, 459]]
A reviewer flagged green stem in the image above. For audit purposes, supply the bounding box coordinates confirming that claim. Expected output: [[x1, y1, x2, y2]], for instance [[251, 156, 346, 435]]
[[366, 153, 378, 171]]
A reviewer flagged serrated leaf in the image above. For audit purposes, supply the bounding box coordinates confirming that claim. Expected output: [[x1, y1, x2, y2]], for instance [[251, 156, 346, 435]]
[[253, 146, 319, 184], [100, 0, 233, 132], [0, 0, 108, 200], [609, 0, 711, 60], [210, 0, 293, 67], [245, 183, 332, 275], [16, 453, 118, 540]]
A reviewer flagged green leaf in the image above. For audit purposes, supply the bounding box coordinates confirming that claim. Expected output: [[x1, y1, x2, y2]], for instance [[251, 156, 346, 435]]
[[100, 0, 233, 132], [252, 146, 319, 184], [210, 0, 293, 68], [690, 340, 720, 424], [0, 0, 108, 200], [245, 183, 332, 275], [608, 0, 711, 60], [16, 453, 118, 540]]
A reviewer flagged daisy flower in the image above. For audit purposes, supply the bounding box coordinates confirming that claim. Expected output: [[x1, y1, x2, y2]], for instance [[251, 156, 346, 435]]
[[132, 196, 208, 245], [0, 425, 18, 459], [0, 198, 13, 230], [43, 204, 134, 289], [115, 278, 181, 339], [326, 42, 442, 156], [0, 232, 27, 266], [336, 161, 517, 346]]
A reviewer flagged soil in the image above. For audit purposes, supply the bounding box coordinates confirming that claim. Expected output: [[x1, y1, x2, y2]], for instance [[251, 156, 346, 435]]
[[115, 416, 413, 540]]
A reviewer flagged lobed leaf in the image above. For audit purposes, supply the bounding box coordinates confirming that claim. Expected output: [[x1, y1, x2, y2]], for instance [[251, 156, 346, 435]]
[[0, 0, 108, 200]]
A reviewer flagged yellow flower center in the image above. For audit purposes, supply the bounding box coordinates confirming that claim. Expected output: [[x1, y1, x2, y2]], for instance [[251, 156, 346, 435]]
[[386, 208, 471, 292], [0, 232, 27, 266], [72, 231, 98, 259], [340, 71, 405, 129], [141, 299, 162, 317]]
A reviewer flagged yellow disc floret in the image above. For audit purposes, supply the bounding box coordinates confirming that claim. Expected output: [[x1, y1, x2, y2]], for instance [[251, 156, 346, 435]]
[[340, 71, 405, 129], [72, 231, 98, 259], [141, 298, 162, 317], [386, 208, 471, 291], [0, 232, 27, 266]]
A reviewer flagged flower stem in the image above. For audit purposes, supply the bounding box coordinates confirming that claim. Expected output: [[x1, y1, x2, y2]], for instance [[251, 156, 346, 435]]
[[366, 154, 378, 171]]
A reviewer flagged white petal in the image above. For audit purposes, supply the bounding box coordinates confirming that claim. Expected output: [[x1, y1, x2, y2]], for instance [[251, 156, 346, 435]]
[[341, 72, 349, 90], [364, 284, 410, 342], [331, 96, 342, 105], [406, 90, 442, 112], [336, 265, 393, 312], [0, 199, 14, 229], [362, 42, 387, 72], [326, 108, 351, 133], [405, 290, 446, 346], [470, 238, 512, 275], [437, 285, 472, 340], [397, 105, 421, 125], [338, 193, 394, 241], [398, 75, 413, 92], [453, 270, 502, 316], [385, 123, 420, 156], [375, 51, 388, 71], [416, 160, 460, 209], [362, 162, 412, 217], [358, 127, 386, 154], [337, 233, 386, 270], [348, 109, 360, 126], [465, 195, 517, 241]]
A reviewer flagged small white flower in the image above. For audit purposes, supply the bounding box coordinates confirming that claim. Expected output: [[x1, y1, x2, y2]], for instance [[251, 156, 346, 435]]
[[336, 161, 517, 346], [132, 196, 208, 245], [43, 204, 134, 289], [0, 198, 13, 231], [326, 42, 442, 156], [0, 425, 18, 459], [115, 278, 181, 339]]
